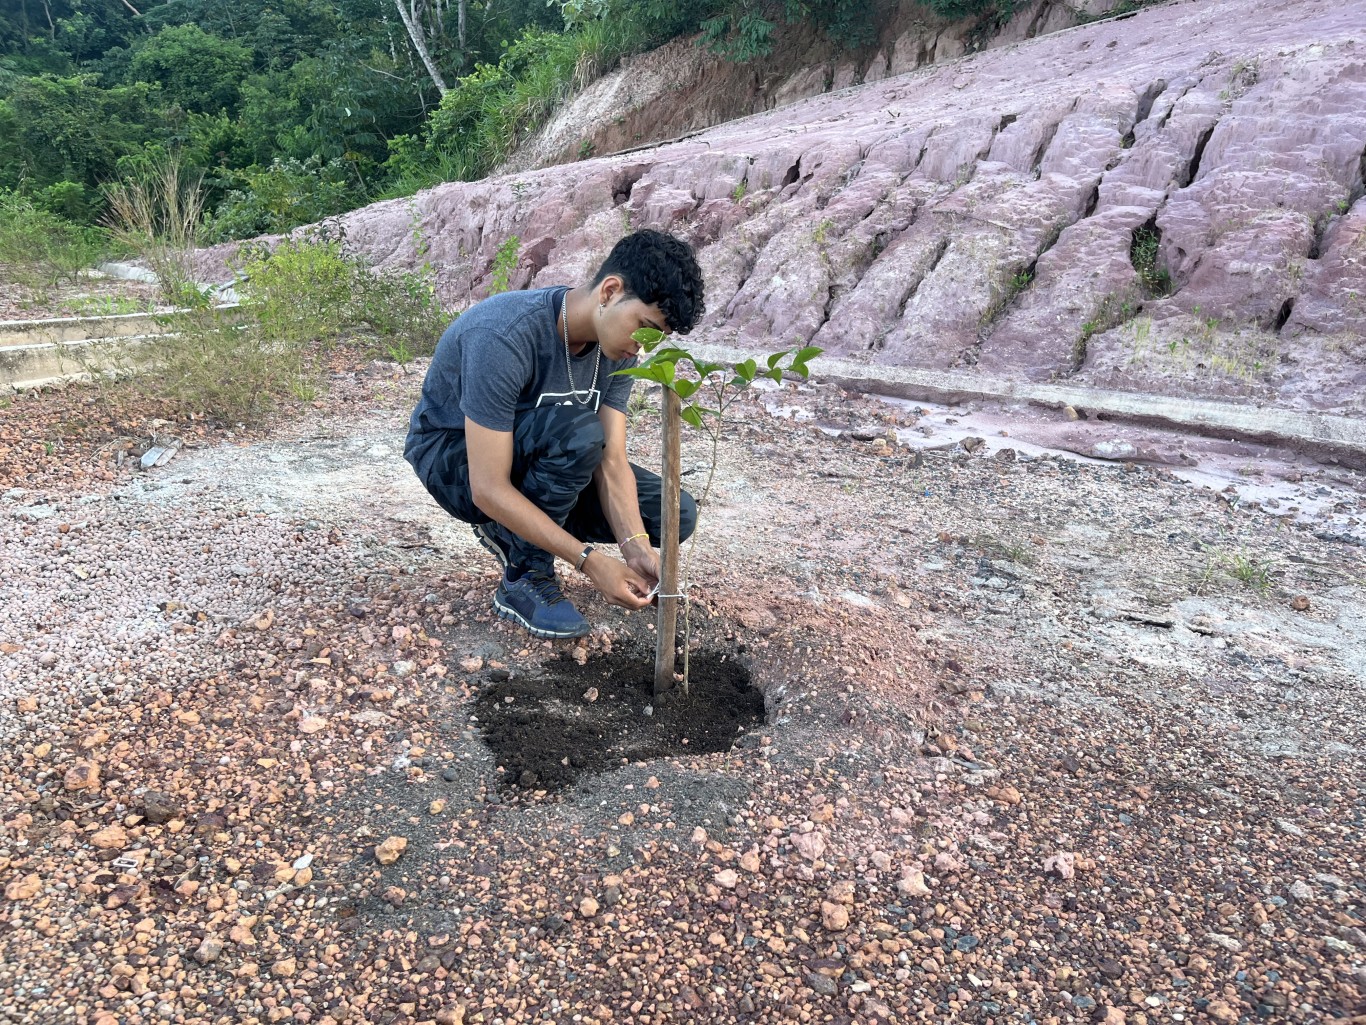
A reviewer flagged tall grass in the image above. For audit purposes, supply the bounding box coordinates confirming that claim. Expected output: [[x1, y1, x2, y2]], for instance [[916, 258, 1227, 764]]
[[101, 156, 207, 308]]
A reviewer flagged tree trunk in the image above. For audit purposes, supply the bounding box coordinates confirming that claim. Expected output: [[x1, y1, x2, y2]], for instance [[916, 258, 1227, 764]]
[[393, 0, 448, 97], [457, 0, 467, 59], [654, 389, 682, 698]]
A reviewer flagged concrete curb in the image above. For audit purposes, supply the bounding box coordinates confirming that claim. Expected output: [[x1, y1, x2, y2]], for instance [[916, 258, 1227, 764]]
[[685, 343, 1366, 470], [97, 262, 240, 305]]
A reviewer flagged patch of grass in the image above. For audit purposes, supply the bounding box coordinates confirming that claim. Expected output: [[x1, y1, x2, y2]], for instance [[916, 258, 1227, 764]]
[[1195, 547, 1277, 594], [980, 266, 1034, 328], [1219, 56, 1261, 101], [972, 534, 1037, 567], [1225, 551, 1274, 591], [63, 295, 157, 318], [489, 236, 521, 296], [1074, 292, 1140, 371], [1131, 224, 1174, 298]]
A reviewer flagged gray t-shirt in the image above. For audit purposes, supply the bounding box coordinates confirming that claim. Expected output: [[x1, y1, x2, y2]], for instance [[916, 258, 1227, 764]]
[[404, 286, 636, 483]]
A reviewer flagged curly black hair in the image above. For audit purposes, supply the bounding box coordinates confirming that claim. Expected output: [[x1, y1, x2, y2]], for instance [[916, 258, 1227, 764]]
[[591, 229, 706, 335]]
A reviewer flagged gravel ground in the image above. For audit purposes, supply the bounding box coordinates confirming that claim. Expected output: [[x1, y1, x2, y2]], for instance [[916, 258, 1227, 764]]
[[1, 361, 1363, 1025]]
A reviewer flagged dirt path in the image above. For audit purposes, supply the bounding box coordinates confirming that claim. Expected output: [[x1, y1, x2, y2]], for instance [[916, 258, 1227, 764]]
[[1, 370, 1363, 1025]]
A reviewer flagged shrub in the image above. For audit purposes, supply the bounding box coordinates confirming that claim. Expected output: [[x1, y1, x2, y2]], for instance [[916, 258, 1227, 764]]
[[87, 237, 449, 425], [348, 265, 449, 361], [123, 308, 310, 423], [236, 235, 354, 344], [237, 235, 450, 357], [35, 180, 103, 223], [0, 190, 107, 290], [203, 156, 363, 243]]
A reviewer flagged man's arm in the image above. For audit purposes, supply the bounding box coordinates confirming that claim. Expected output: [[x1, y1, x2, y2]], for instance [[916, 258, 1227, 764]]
[[465, 417, 651, 608], [594, 406, 658, 584]]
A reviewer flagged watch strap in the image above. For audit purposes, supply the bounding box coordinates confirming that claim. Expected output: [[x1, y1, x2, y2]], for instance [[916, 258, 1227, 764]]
[[574, 544, 595, 571]]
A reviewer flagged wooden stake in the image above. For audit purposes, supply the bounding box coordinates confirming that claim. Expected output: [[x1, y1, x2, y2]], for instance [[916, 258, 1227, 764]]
[[655, 388, 681, 698]]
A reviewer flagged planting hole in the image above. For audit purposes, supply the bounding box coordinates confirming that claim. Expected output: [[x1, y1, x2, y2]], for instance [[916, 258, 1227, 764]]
[[475, 642, 764, 791]]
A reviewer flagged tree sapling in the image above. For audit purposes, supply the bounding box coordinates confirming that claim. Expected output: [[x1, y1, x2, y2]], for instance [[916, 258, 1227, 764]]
[[615, 331, 820, 697]]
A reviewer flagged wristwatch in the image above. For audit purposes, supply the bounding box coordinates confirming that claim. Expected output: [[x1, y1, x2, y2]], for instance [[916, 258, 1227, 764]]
[[575, 545, 595, 571]]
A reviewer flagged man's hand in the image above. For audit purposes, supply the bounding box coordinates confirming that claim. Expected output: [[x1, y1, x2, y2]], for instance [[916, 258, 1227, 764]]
[[621, 537, 659, 592], [582, 551, 653, 610]]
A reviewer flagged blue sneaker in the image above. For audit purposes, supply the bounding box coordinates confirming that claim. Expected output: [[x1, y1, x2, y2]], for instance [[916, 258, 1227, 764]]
[[473, 521, 511, 569], [493, 571, 591, 639]]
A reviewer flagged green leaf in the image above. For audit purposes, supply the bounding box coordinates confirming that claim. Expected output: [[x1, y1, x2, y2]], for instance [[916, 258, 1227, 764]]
[[763, 368, 784, 382], [638, 346, 690, 369], [618, 361, 676, 385], [734, 358, 757, 382], [632, 326, 665, 350], [794, 345, 823, 363], [766, 348, 793, 369], [680, 405, 704, 428], [674, 378, 701, 399], [688, 359, 726, 378]]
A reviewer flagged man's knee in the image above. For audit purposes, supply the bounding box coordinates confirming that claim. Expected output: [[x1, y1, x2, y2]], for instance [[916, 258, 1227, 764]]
[[678, 488, 698, 542], [522, 404, 606, 474]]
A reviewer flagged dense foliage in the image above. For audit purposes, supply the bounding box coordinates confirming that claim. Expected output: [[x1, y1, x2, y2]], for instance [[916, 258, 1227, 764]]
[[0, 0, 925, 247]]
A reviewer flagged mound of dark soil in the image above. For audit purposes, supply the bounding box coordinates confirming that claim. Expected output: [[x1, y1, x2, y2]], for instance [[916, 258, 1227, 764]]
[[474, 642, 765, 791]]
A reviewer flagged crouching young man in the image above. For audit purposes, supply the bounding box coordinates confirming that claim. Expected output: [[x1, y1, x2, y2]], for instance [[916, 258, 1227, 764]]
[[404, 229, 705, 639]]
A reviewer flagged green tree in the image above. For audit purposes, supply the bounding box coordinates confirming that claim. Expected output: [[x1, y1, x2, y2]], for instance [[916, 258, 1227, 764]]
[[130, 24, 252, 114], [0, 74, 160, 191], [699, 0, 878, 60], [142, 0, 337, 69]]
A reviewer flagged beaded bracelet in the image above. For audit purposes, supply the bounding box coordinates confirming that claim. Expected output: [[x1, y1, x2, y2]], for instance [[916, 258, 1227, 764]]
[[619, 531, 650, 546]]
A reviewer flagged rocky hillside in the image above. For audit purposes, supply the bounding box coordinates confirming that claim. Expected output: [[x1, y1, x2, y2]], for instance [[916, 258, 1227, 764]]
[[497, 0, 1107, 175], [198, 0, 1366, 414]]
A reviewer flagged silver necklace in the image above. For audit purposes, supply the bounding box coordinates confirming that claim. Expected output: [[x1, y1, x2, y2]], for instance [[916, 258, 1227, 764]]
[[562, 293, 601, 404]]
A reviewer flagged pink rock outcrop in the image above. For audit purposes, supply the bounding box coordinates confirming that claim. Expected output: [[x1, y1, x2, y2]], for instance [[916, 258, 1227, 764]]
[[195, 0, 1366, 414]]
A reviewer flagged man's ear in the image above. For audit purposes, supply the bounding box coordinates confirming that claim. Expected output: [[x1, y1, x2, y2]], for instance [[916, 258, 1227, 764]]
[[597, 275, 626, 306]]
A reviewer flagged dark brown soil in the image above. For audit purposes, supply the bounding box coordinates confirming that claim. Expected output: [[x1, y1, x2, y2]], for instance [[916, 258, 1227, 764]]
[[475, 641, 766, 791]]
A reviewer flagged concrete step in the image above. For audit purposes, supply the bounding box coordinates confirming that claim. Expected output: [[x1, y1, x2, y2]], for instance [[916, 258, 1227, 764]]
[[0, 334, 165, 391], [0, 305, 243, 392]]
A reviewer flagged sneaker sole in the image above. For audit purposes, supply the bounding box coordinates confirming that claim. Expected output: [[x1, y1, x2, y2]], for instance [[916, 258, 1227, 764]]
[[492, 593, 590, 639], [473, 523, 509, 569]]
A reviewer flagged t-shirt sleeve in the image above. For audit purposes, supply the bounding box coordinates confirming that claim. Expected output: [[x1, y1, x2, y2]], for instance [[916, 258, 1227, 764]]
[[460, 327, 533, 432], [602, 359, 637, 414]]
